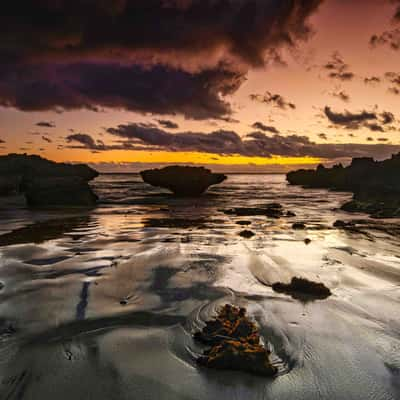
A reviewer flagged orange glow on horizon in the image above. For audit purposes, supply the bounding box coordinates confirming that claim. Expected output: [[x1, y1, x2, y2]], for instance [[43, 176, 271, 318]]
[[35, 149, 323, 166]]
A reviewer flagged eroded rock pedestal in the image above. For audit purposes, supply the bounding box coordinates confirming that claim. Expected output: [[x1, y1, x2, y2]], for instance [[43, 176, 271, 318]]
[[193, 304, 277, 377], [140, 166, 227, 196]]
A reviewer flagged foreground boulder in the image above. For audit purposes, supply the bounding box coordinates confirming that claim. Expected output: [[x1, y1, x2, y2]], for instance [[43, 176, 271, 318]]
[[140, 166, 226, 196], [0, 154, 98, 207], [194, 304, 277, 377], [287, 153, 400, 218], [272, 277, 331, 301]]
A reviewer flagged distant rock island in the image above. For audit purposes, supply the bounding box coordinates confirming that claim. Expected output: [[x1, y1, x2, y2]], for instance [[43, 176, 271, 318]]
[[287, 153, 400, 218], [0, 154, 98, 207], [140, 166, 227, 196]]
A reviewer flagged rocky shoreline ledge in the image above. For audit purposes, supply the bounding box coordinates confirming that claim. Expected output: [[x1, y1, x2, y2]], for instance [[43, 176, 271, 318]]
[[287, 153, 400, 218], [0, 154, 98, 207]]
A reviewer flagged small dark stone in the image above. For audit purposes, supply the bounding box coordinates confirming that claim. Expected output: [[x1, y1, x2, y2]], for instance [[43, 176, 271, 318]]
[[286, 211, 296, 217], [239, 230, 255, 238], [236, 220, 251, 226], [120, 299, 128, 305], [292, 222, 306, 230], [304, 238, 311, 245]]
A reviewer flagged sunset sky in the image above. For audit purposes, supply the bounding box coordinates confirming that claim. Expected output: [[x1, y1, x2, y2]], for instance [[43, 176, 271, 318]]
[[1, 0, 400, 172]]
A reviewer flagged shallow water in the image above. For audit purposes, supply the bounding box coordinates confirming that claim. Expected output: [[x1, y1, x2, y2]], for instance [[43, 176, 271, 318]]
[[0, 174, 399, 399]]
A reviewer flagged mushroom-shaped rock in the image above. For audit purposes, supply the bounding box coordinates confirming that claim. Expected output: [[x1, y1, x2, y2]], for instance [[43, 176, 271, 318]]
[[140, 166, 227, 196]]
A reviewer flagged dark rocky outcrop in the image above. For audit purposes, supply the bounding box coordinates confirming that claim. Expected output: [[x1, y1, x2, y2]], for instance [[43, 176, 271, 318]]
[[194, 304, 277, 377], [0, 154, 98, 207], [140, 166, 226, 196], [287, 153, 400, 218], [272, 277, 331, 301]]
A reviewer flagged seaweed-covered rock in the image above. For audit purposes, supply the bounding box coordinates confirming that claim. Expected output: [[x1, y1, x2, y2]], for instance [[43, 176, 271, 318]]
[[272, 277, 331, 300], [287, 153, 400, 218], [0, 154, 98, 207], [140, 166, 226, 196], [193, 304, 277, 377]]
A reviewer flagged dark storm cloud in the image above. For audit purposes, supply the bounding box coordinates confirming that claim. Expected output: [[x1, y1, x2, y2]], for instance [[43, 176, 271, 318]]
[[0, 63, 244, 119], [251, 122, 280, 134], [0, 0, 323, 118], [157, 120, 179, 129], [66, 123, 400, 160], [36, 121, 56, 128], [323, 52, 354, 81], [249, 92, 296, 110]]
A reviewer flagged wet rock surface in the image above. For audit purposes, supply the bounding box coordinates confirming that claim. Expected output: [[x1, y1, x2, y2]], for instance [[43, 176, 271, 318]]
[[272, 277, 332, 301], [223, 203, 294, 219], [287, 153, 400, 218], [140, 166, 226, 196], [194, 304, 277, 377]]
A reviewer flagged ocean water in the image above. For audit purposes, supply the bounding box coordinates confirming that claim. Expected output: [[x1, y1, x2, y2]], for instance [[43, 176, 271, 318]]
[[0, 174, 399, 399]]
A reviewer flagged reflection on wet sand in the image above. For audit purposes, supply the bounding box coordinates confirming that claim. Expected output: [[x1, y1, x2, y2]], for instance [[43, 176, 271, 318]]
[[0, 174, 399, 399]]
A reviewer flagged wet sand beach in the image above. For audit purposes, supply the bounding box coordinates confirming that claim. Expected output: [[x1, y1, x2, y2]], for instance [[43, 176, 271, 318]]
[[0, 174, 399, 399]]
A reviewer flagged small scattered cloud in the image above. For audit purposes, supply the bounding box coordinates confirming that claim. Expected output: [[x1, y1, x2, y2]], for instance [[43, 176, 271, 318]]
[[157, 119, 179, 129], [318, 133, 328, 140], [249, 92, 296, 110], [370, 28, 400, 50], [42, 136, 52, 143], [36, 121, 56, 128], [331, 90, 350, 102], [364, 76, 381, 85], [323, 52, 354, 81], [251, 122, 280, 133]]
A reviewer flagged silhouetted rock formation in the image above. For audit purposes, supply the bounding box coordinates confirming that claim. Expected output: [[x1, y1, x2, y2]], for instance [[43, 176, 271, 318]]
[[287, 153, 400, 218], [140, 166, 226, 196], [194, 304, 277, 377], [272, 277, 332, 301], [0, 154, 98, 207]]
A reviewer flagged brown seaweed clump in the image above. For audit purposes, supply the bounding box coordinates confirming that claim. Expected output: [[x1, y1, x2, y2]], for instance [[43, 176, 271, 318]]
[[193, 304, 277, 377], [272, 277, 331, 300]]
